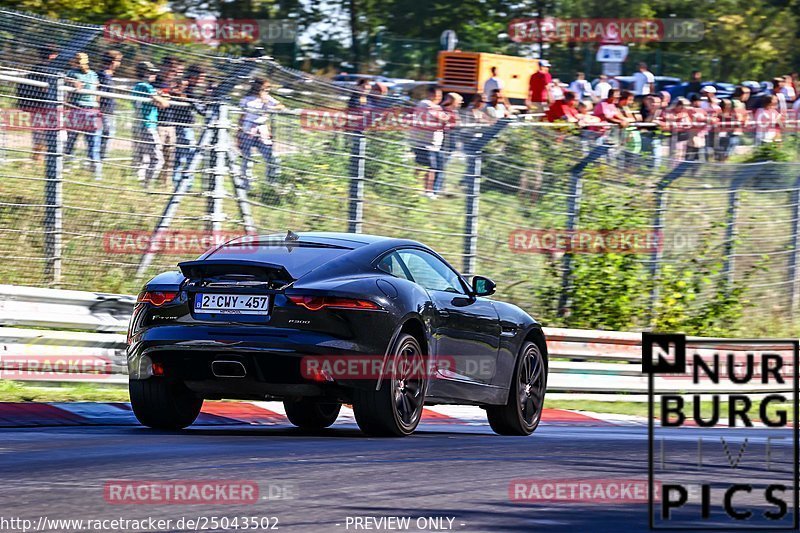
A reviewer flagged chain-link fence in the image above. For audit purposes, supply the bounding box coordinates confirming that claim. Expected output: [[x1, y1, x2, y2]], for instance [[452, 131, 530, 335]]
[[1, 9, 799, 335]]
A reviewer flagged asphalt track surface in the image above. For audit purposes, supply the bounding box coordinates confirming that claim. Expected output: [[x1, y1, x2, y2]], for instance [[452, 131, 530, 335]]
[[0, 418, 795, 533]]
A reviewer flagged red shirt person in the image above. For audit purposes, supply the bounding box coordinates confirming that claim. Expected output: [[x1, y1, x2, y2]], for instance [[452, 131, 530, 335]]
[[528, 59, 553, 112], [546, 91, 579, 122]]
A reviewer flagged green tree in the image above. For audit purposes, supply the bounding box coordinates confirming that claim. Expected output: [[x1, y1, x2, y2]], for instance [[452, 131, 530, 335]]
[[1, 0, 167, 22]]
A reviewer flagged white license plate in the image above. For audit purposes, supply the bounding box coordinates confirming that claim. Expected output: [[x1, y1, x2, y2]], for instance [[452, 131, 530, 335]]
[[195, 293, 270, 315]]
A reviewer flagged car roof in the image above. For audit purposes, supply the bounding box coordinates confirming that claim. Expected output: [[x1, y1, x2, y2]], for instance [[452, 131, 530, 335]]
[[204, 231, 466, 279]]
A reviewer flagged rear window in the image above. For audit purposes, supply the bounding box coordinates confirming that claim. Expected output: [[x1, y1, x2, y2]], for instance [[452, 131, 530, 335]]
[[207, 244, 352, 279]]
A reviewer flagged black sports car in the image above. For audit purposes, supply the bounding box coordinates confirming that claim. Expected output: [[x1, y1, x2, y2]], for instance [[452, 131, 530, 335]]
[[127, 232, 548, 437]]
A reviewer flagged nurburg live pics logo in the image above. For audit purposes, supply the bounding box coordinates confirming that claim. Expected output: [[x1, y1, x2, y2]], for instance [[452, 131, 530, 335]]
[[643, 332, 799, 530]]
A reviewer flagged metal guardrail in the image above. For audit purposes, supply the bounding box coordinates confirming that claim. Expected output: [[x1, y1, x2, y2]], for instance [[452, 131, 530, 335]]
[[0, 285, 793, 398], [0, 284, 134, 331]]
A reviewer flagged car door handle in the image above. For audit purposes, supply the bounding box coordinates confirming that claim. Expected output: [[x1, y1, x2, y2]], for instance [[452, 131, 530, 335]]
[[438, 309, 451, 318]]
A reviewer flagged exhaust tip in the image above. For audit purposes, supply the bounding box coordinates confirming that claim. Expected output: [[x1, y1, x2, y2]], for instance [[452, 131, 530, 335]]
[[211, 360, 247, 378]]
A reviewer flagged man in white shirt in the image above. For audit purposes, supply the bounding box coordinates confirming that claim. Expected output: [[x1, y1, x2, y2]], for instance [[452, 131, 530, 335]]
[[594, 75, 613, 100], [483, 67, 503, 102], [632, 62, 655, 97], [568, 72, 593, 101], [410, 86, 447, 198]]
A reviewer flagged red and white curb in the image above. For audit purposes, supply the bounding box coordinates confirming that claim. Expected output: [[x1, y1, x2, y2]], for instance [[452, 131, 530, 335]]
[[0, 402, 626, 428]]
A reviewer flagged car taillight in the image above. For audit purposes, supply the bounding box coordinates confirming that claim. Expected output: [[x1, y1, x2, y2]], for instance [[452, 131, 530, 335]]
[[288, 295, 380, 311], [137, 291, 178, 306]]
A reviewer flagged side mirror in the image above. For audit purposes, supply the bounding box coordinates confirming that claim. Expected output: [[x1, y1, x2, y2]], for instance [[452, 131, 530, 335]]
[[471, 276, 496, 296]]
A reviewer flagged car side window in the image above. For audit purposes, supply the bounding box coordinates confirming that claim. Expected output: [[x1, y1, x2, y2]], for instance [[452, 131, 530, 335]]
[[377, 252, 412, 281], [395, 249, 465, 294]]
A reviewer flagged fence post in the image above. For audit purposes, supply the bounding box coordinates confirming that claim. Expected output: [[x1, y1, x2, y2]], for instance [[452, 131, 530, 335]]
[[723, 187, 740, 290], [648, 162, 690, 322], [557, 145, 608, 317], [207, 104, 228, 232], [722, 166, 760, 290], [228, 128, 256, 234], [43, 75, 65, 286], [462, 152, 482, 277], [788, 174, 800, 314], [458, 118, 513, 277], [347, 133, 366, 233], [557, 168, 582, 317]]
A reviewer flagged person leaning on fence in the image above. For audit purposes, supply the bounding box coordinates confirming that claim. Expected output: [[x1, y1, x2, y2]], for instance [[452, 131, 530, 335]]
[[237, 78, 284, 190], [410, 85, 447, 199], [346, 78, 372, 133], [545, 90, 578, 123], [618, 90, 643, 154], [18, 44, 58, 162], [715, 99, 734, 162], [754, 94, 783, 144], [718, 86, 749, 160], [170, 64, 206, 188], [132, 61, 170, 188], [63, 52, 103, 180], [685, 94, 710, 161], [367, 81, 391, 111], [699, 86, 722, 160], [639, 94, 664, 163], [660, 97, 692, 161], [576, 101, 603, 130], [465, 93, 489, 124], [155, 57, 185, 185], [440, 92, 463, 189], [365, 81, 392, 132], [97, 50, 122, 161], [592, 89, 630, 135], [486, 88, 511, 119]]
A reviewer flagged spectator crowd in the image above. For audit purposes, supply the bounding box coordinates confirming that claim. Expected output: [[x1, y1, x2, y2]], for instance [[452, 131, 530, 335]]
[[397, 60, 800, 197], [11, 47, 800, 201], [16, 47, 286, 190], [526, 61, 799, 162]]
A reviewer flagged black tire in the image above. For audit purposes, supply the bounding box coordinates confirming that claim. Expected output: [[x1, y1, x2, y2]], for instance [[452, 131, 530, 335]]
[[284, 398, 341, 429], [129, 378, 203, 430], [487, 341, 547, 436], [352, 333, 427, 437]]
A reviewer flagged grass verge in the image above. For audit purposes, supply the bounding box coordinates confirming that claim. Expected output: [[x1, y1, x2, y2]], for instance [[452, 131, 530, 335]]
[[0, 380, 129, 402]]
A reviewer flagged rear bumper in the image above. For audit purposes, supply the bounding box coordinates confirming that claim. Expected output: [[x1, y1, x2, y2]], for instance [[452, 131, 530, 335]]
[[127, 324, 395, 399]]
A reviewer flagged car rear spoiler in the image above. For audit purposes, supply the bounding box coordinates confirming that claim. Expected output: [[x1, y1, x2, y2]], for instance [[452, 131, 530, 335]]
[[178, 259, 295, 285]]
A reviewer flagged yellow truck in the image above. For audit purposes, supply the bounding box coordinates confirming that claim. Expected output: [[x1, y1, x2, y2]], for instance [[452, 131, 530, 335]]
[[437, 51, 539, 102]]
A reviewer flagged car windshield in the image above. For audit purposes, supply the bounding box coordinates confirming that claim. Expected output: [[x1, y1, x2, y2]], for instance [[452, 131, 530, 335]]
[[207, 243, 352, 279]]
